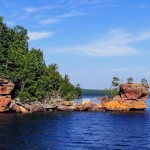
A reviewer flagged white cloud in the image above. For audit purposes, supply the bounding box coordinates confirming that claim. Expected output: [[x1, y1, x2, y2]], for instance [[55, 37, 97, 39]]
[[28, 31, 54, 41], [24, 7, 38, 13], [24, 1, 113, 25], [24, 5, 61, 14], [39, 18, 60, 25], [59, 29, 150, 57], [39, 11, 85, 25]]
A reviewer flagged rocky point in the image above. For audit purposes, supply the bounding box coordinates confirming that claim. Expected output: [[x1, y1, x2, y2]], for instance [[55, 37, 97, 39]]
[[0, 79, 149, 113], [103, 83, 149, 111]]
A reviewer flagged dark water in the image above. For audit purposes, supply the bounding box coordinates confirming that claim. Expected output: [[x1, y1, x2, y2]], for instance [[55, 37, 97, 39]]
[[1, 98, 150, 150]]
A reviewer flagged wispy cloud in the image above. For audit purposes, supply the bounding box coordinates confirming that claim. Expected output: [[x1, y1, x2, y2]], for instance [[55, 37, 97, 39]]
[[24, 0, 114, 25], [28, 31, 54, 41], [24, 7, 38, 13], [39, 10, 85, 25], [58, 29, 150, 57], [24, 5, 61, 14]]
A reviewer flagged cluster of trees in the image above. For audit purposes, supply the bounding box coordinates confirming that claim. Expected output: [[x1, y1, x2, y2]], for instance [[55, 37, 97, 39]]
[[105, 77, 149, 99], [0, 16, 82, 102]]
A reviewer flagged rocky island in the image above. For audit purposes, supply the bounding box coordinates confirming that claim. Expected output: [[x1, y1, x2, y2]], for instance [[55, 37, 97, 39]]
[[0, 79, 149, 113], [102, 83, 149, 111]]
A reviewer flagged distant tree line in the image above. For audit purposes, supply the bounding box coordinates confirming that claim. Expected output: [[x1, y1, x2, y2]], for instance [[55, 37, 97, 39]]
[[82, 89, 105, 96], [0, 16, 82, 102]]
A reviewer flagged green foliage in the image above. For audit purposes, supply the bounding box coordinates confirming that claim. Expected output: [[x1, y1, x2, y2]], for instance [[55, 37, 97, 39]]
[[0, 16, 80, 102], [105, 77, 121, 99], [141, 78, 148, 86], [127, 77, 134, 84], [75, 84, 82, 98], [109, 88, 118, 99], [60, 74, 76, 100], [112, 77, 120, 87]]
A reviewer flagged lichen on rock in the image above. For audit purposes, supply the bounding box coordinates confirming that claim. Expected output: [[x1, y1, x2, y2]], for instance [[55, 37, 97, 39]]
[[103, 83, 149, 111]]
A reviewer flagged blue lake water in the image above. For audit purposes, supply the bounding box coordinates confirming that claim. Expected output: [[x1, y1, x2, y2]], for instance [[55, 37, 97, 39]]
[[0, 96, 150, 150]]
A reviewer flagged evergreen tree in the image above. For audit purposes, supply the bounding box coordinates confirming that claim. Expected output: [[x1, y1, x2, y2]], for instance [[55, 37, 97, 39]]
[[105, 77, 121, 99], [0, 16, 81, 102], [75, 83, 82, 98], [141, 78, 148, 86], [127, 77, 134, 84]]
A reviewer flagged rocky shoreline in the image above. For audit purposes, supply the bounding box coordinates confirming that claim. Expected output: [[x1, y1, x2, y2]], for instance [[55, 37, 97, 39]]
[[0, 79, 149, 113]]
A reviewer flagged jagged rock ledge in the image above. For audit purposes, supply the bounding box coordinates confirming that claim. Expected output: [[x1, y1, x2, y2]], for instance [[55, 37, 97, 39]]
[[0, 80, 149, 113]]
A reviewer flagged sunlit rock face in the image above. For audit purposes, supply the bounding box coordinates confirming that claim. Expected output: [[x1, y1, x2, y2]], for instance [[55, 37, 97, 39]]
[[119, 83, 149, 101], [0, 80, 14, 112], [103, 83, 149, 111]]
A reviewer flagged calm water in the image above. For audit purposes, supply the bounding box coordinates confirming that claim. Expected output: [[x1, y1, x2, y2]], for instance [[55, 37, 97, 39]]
[[0, 97, 150, 150]]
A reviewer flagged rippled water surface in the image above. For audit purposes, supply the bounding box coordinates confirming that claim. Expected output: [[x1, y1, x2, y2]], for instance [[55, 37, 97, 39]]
[[0, 99, 150, 150]]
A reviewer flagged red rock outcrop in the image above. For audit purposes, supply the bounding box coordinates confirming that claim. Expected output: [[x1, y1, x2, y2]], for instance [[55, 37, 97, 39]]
[[119, 83, 149, 100], [103, 83, 149, 111], [0, 79, 14, 95], [0, 80, 14, 112]]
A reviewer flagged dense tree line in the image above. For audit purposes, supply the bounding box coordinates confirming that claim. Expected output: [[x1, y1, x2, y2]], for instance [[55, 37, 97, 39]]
[[82, 89, 105, 96], [0, 16, 82, 102]]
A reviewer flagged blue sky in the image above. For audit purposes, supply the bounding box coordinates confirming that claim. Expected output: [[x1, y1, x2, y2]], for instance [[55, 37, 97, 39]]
[[1, 0, 150, 89]]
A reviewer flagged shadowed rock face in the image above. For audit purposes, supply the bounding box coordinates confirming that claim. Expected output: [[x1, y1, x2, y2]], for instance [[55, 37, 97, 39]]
[[0, 80, 14, 112], [103, 83, 149, 111]]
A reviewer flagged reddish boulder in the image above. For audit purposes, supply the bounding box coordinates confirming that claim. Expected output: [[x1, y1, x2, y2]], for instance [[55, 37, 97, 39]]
[[77, 99, 92, 111], [88, 103, 104, 111], [0, 79, 14, 95], [102, 83, 149, 111], [62, 101, 71, 106], [119, 83, 149, 100], [30, 102, 46, 112], [0, 80, 14, 112], [0, 96, 12, 112], [13, 105, 29, 113], [57, 100, 77, 111], [57, 105, 76, 111]]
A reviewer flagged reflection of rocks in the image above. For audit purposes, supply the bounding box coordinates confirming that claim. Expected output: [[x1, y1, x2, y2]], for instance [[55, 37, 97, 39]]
[[103, 83, 149, 111]]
